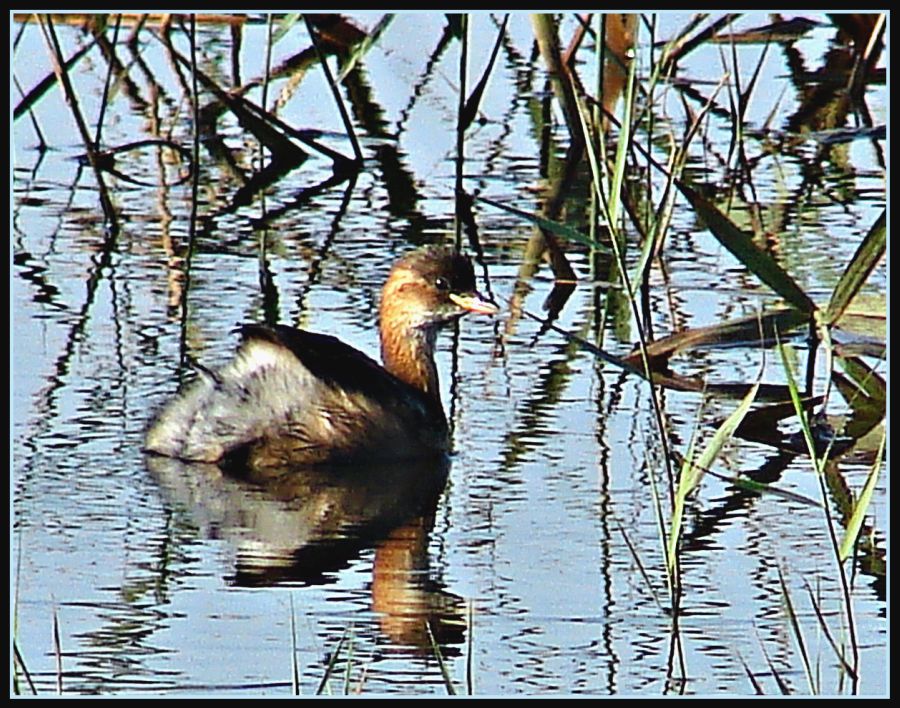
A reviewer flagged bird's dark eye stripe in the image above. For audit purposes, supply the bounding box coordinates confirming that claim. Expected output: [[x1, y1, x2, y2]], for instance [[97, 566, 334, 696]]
[[435, 276, 450, 291]]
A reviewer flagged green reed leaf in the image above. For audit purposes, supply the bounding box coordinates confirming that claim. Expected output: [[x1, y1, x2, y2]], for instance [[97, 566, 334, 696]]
[[678, 181, 817, 314], [476, 196, 611, 252], [838, 431, 884, 561], [825, 209, 886, 326], [668, 382, 759, 575]]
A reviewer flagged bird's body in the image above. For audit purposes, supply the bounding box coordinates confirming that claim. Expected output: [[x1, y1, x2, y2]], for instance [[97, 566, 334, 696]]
[[144, 247, 497, 467]]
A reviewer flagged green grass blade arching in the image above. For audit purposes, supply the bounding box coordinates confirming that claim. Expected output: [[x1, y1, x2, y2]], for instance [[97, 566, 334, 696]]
[[667, 382, 759, 576], [825, 209, 886, 326], [838, 431, 885, 561]]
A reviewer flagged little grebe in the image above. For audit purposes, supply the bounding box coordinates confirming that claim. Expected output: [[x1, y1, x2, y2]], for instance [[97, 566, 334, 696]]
[[144, 247, 499, 466]]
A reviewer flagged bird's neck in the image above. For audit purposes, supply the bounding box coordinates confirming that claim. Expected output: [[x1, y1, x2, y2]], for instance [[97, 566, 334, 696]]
[[380, 316, 441, 403]]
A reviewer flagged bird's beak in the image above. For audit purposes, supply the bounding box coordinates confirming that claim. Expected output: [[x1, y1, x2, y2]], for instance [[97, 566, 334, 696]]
[[449, 291, 500, 316]]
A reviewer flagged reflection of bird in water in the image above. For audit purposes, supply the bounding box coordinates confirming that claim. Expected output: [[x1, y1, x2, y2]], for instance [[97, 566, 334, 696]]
[[146, 453, 467, 654], [145, 247, 498, 467], [372, 518, 467, 654]]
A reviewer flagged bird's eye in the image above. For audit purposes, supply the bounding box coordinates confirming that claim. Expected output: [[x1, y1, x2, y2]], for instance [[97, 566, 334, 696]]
[[435, 276, 450, 291]]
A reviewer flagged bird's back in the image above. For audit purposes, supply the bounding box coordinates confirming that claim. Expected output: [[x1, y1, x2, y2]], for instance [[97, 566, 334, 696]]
[[144, 325, 449, 467]]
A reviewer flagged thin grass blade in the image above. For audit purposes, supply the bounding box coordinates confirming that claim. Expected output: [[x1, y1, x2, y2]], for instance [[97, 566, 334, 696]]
[[303, 15, 363, 163], [667, 382, 759, 575], [316, 629, 348, 696], [778, 339, 861, 681], [459, 14, 508, 132], [739, 36, 770, 122], [777, 567, 816, 694], [756, 629, 792, 695], [425, 621, 457, 695], [342, 626, 355, 694], [466, 600, 474, 696], [476, 196, 610, 252], [736, 651, 766, 694], [802, 580, 858, 679], [52, 603, 62, 694], [698, 466, 821, 508], [14, 38, 97, 121], [613, 516, 667, 613], [666, 434, 696, 580], [661, 13, 741, 69], [778, 341, 821, 465], [13, 641, 38, 695], [837, 355, 885, 405], [37, 14, 118, 233], [607, 25, 638, 235], [289, 595, 300, 695], [838, 431, 884, 561]]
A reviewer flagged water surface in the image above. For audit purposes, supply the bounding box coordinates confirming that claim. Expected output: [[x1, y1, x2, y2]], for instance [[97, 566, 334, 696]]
[[12, 12, 886, 696]]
